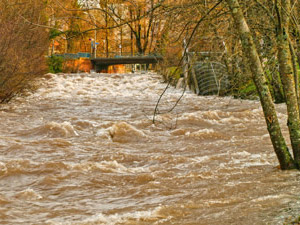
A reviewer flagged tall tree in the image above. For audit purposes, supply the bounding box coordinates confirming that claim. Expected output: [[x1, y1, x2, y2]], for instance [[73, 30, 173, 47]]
[[275, 0, 300, 167], [108, 0, 164, 55], [225, 0, 295, 169]]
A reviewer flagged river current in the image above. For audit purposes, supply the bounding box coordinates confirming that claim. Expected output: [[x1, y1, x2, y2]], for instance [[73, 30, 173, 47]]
[[1, 72, 300, 224]]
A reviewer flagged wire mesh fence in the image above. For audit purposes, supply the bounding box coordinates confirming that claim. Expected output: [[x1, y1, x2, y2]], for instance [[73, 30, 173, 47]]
[[185, 52, 230, 96]]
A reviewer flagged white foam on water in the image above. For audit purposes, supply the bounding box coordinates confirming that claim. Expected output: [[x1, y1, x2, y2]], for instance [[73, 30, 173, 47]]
[[47, 206, 166, 225], [15, 188, 43, 201], [95, 128, 111, 139], [3, 72, 298, 225], [0, 162, 8, 176], [23, 121, 79, 138], [45, 121, 79, 137], [250, 194, 292, 203], [186, 128, 228, 140], [192, 156, 211, 163], [219, 116, 243, 124], [177, 110, 247, 126], [201, 110, 222, 120], [31, 73, 183, 104], [231, 151, 252, 157], [226, 153, 272, 168], [69, 160, 149, 174], [108, 122, 147, 142], [96, 121, 148, 141]]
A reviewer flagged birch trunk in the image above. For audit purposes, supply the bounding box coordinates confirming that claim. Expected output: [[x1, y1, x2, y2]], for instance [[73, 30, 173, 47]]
[[225, 0, 295, 169]]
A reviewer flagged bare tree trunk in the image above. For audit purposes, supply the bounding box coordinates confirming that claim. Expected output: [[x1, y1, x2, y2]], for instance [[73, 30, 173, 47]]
[[289, 39, 300, 112], [105, 0, 109, 57], [225, 0, 295, 169], [275, 0, 300, 167]]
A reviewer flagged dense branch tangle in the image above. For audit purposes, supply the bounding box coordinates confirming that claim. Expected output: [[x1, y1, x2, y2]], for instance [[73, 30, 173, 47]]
[[46, 0, 166, 56]]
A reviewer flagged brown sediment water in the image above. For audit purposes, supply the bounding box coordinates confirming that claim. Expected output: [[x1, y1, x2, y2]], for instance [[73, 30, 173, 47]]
[[0, 72, 299, 225]]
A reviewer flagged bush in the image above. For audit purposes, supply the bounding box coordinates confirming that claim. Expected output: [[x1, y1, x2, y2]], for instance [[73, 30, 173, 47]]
[[0, 0, 48, 103], [48, 56, 64, 73]]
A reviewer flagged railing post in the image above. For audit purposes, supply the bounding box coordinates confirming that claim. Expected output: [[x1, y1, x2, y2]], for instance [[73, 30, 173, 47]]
[[190, 52, 200, 95], [183, 39, 190, 89]]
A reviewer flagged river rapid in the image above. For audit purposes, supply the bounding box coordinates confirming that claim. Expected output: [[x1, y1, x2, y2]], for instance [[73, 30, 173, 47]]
[[1, 72, 300, 224]]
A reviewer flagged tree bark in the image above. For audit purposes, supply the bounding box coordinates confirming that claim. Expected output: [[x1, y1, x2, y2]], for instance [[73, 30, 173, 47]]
[[275, 0, 300, 167], [225, 0, 295, 169]]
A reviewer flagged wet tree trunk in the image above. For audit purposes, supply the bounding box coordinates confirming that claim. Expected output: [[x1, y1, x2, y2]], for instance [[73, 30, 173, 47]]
[[225, 0, 295, 169], [275, 0, 300, 168], [289, 40, 299, 102]]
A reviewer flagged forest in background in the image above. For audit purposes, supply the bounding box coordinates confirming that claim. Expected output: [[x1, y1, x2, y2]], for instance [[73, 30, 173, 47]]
[[2, 0, 300, 169], [2, 0, 300, 102]]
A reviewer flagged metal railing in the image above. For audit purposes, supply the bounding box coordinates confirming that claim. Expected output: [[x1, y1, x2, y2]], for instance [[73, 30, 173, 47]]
[[52, 52, 160, 59]]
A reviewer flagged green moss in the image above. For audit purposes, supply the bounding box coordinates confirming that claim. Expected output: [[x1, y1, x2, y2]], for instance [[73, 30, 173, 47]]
[[264, 69, 285, 103]]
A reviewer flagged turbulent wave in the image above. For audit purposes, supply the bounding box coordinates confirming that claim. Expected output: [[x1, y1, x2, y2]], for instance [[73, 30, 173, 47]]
[[17, 121, 78, 138], [48, 206, 166, 225], [186, 128, 230, 140], [15, 188, 43, 201], [69, 160, 149, 174], [108, 122, 147, 143], [0, 72, 297, 225]]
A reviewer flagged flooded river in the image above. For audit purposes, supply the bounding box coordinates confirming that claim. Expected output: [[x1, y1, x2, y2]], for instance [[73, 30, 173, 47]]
[[1, 72, 300, 224]]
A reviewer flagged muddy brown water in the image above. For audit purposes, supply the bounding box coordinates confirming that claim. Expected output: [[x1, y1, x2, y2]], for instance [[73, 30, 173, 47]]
[[1, 72, 300, 225]]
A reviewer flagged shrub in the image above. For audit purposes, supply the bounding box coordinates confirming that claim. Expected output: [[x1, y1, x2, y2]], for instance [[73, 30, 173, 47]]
[[0, 0, 48, 103], [48, 56, 64, 73]]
